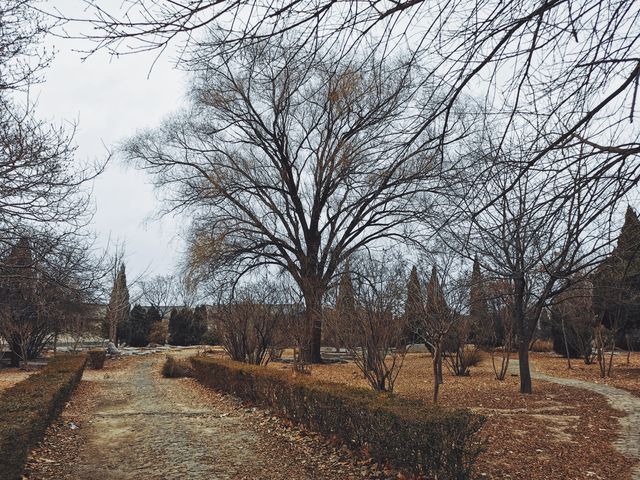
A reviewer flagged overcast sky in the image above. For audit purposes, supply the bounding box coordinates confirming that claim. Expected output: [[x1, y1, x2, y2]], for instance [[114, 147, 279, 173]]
[[33, 8, 189, 280]]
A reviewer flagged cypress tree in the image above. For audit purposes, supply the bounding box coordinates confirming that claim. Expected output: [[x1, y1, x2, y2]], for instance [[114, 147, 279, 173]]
[[105, 264, 130, 345], [128, 304, 152, 347], [469, 257, 489, 344], [593, 205, 640, 347], [404, 265, 423, 343]]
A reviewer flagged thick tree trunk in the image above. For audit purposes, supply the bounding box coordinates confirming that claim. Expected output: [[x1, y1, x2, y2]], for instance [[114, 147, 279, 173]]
[[301, 286, 323, 364], [518, 337, 532, 394]]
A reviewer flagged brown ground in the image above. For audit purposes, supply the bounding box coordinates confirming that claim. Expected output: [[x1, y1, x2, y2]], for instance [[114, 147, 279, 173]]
[[23, 353, 392, 480], [265, 352, 633, 479], [0, 366, 34, 393], [530, 351, 640, 398]]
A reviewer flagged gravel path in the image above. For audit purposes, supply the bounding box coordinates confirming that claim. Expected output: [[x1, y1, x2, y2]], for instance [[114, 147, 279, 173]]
[[25, 354, 386, 479], [514, 360, 640, 479]]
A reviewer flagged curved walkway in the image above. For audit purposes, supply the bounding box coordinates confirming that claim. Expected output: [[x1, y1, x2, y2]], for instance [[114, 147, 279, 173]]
[[514, 360, 640, 479]]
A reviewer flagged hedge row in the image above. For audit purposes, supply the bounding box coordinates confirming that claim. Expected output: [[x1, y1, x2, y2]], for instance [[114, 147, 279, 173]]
[[0, 354, 87, 480], [191, 357, 485, 479]]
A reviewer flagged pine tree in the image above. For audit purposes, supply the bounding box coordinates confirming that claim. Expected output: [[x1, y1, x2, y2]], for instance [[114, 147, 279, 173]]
[[404, 265, 423, 343], [469, 257, 489, 344], [168, 307, 207, 346], [128, 304, 152, 347], [593, 205, 640, 347], [105, 263, 130, 344], [192, 305, 208, 344]]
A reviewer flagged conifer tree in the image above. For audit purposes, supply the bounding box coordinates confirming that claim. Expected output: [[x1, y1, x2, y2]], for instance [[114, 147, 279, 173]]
[[127, 304, 152, 347], [469, 257, 489, 344], [105, 263, 130, 344], [593, 206, 640, 347], [404, 265, 423, 343], [0, 237, 38, 366]]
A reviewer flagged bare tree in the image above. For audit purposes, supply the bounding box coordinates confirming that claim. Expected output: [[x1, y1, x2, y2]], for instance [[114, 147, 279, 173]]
[[0, 233, 103, 366], [330, 252, 408, 392], [139, 274, 184, 318], [454, 142, 616, 393], [69, 0, 640, 204], [212, 280, 288, 366], [549, 277, 596, 366], [483, 280, 516, 381], [412, 261, 470, 403], [124, 39, 447, 362], [0, 3, 103, 251]]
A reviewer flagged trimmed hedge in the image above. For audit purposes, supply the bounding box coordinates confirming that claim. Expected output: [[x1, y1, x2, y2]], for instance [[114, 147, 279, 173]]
[[88, 349, 107, 369], [192, 356, 485, 479], [0, 354, 87, 480]]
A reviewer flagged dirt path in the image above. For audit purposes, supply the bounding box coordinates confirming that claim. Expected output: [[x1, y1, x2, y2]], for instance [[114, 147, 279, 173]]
[[514, 360, 640, 479], [25, 354, 385, 480]]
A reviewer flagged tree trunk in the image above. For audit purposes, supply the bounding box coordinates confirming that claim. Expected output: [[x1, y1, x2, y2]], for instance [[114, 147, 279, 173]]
[[561, 317, 572, 369], [433, 343, 442, 403], [518, 337, 532, 394], [301, 286, 323, 364], [514, 274, 532, 394]]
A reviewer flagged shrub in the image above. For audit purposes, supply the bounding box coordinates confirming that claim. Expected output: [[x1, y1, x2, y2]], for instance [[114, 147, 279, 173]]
[[0, 354, 86, 480], [162, 355, 193, 378], [191, 356, 484, 479], [529, 339, 554, 353], [87, 349, 107, 369]]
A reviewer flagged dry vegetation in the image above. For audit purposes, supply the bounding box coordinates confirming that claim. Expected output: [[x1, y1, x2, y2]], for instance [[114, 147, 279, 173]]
[[0, 367, 35, 394], [260, 351, 633, 479]]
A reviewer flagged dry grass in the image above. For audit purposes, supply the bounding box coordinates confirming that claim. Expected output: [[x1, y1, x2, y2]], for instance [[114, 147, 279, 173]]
[[0, 367, 36, 394], [264, 351, 632, 479]]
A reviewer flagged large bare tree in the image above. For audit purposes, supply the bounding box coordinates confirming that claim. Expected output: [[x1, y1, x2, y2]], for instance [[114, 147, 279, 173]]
[[451, 141, 617, 393], [124, 40, 450, 362], [66, 0, 640, 200]]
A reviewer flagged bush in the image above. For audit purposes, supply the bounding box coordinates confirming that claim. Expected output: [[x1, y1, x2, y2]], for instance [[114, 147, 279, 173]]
[[87, 349, 107, 369], [162, 355, 193, 378], [191, 356, 484, 479], [0, 354, 86, 480], [529, 339, 554, 353]]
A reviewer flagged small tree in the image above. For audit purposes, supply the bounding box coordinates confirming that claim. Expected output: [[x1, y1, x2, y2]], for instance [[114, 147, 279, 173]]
[[485, 281, 515, 381], [333, 254, 408, 392], [212, 282, 286, 365], [549, 279, 595, 365]]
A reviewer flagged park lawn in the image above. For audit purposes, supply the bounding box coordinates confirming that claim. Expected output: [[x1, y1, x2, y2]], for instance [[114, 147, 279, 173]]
[[264, 351, 632, 479]]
